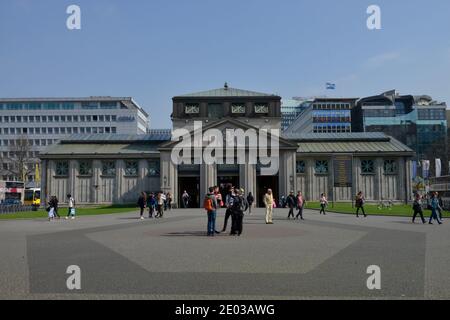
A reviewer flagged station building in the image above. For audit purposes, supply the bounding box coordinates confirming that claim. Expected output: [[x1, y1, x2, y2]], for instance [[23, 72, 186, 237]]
[[40, 86, 415, 207]]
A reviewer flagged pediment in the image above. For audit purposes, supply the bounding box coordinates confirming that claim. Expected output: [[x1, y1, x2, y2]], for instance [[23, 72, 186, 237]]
[[159, 119, 298, 150]]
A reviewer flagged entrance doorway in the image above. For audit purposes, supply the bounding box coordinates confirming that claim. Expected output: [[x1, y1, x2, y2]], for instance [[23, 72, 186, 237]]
[[178, 177, 200, 208], [217, 176, 240, 204], [256, 175, 279, 207]]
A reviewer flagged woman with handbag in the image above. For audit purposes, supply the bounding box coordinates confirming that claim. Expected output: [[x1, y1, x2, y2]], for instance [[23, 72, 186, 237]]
[[355, 191, 367, 218]]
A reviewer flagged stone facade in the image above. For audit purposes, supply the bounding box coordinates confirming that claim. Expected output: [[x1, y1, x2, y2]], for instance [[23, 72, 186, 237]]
[[40, 87, 415, 207]]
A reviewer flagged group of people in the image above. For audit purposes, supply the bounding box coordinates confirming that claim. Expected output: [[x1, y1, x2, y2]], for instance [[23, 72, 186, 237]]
[[137, 191, 173, 220], [269, 190, 307, 222], [204, 185, 253, 236], [412, 192, 444, 225], [47, 194, 76, 221]]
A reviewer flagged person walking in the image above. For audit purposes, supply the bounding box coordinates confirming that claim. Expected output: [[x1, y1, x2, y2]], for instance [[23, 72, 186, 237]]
[[156, 192, 165, 218], [437, 193, 444, 220], [264, 189, 274, 224], [66, 194, 76, 220], [230, 188, 248, 236], [247, 192, 254, 215], [137, 192, 147, 220], [412, 193, 426, 224], [286, 191, 296, 219], [182, 191, 190, 208], [296, 191, 305, 220], [355, 191, 367, 218], [429, 192, 442, 224], [51, 196, 60, 219], [47, 196, 56, 222], [166, 192, 173, 211], [221, 186, 235, 232], [147, 193, 156, 218], [319, 193, 328, 215], [429, 192, 443, 225], [204, 187, 218, 237]]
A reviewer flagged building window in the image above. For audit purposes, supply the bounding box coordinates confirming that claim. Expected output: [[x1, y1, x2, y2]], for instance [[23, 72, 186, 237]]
[[208, 104, 224, 118], [384, 160, 397, 175], [102, 161, 116, 176], [125, 160, 139, 176], [361, 160, 375, 174], [82, 102, 99, 109], [79, 161, 93, 176], [148, 160, 160, 177], [55, 161, 69, 177], [100, 101, 117, 109], [185, 104, 200, 114], [254, 104, 269, 114], [296, 160, 306, 174], [315, 160, 329, 174], [231, 104, 246, 114]]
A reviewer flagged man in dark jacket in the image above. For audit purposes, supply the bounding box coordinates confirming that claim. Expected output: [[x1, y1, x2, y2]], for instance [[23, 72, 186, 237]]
[[221, 186, 235, 232], [230, 188, 248, 236], [286, 191, 296, 219], [49, 196, 60, 219]]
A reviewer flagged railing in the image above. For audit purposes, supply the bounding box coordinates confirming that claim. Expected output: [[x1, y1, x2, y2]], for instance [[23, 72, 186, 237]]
[[0, 205, 36, 214]]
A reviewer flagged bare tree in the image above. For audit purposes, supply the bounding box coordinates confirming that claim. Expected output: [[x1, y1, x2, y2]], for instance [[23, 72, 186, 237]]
[[0, 135, 35, 181]]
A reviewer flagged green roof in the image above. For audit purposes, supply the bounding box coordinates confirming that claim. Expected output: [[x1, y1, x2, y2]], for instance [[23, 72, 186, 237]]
[[296, 139, 414, 154], [41, 143, 160, 157], [175, 87, 277, 98]]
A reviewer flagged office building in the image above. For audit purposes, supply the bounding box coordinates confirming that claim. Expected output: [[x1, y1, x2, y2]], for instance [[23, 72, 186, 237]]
[[0, 97, 149, 182], [283, 98, 357, 134], [353, 90, 448, 163]]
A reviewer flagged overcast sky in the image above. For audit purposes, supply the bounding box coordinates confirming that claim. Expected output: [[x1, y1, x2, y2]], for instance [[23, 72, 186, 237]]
[[1, 0, 449, 128]]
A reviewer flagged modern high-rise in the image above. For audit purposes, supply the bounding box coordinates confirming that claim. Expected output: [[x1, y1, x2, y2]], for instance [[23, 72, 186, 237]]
[[0, 97, 149, 182], [352, 90, 448, 170], [281, 99, 310, 131], [283, 98, 357, 134]]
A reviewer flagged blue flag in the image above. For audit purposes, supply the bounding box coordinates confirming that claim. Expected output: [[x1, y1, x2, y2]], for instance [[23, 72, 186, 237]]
[[326, 83, 336, 90]]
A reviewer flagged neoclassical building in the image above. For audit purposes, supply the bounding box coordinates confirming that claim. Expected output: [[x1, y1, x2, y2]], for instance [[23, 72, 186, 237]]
[[40, 86, 415, 207]]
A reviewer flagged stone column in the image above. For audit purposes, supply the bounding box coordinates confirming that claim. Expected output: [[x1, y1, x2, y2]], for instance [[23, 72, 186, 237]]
[[398, 157, 406, 203], [160, 151, 178, 197], [68, 160, 77, 204], [200, 163, 217, 200], [374, 158, 383, 201], [116, 160, 125, 204], [40, 159, 48, 208], [278, 151, 297, 198], [93, 160, 102, 204], [240, 162, 257, 197], [47, 160, 55, 199], [306, 158, 315, 201]]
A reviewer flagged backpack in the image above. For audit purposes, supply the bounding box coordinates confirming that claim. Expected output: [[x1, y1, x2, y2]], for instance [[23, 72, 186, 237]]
[[203, 197, 214, 211], [232, 196, 248, 212]]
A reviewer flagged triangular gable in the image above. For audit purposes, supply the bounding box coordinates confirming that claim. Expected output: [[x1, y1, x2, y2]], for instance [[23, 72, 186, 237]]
[[159, 119, 298, 150]]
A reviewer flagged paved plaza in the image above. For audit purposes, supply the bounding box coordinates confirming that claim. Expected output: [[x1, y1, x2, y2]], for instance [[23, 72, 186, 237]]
[[0, 208, 449, 300]]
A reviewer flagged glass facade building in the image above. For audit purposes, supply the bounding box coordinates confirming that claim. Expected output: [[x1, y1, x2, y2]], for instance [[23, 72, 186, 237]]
[[353, 91, 448, 165]]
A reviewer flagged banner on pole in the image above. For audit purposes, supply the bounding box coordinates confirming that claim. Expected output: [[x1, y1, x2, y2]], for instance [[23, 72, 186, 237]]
[[436, 159, 442, 178]]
